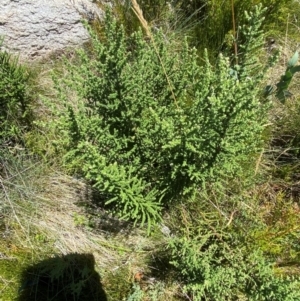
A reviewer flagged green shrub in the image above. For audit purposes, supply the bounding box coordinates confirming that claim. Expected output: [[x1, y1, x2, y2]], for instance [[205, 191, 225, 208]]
[[165, 192, 300, 301], [0, 39, 31, 141], [168, 222, 300, 300], [52, 6, 270, 229]]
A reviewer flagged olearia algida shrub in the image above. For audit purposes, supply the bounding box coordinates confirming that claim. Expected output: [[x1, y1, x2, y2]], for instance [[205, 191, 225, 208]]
[[52, 6, 271, 230]]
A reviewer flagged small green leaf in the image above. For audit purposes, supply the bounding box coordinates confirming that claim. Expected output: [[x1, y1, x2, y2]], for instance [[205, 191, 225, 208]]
[[291, 65, 300, 74], [288, 51, 299, 68]]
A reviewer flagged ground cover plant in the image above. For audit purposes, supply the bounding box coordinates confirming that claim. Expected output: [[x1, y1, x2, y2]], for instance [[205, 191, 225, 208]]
[[167, 193, 300, 300]]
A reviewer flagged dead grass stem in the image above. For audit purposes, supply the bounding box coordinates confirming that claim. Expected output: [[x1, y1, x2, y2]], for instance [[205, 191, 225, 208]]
[[131, 0, 178, 109]]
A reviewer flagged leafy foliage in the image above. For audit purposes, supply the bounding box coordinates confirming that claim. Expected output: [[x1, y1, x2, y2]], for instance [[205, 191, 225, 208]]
[[276, 51, 300, 102], [52, 7, 269, 228], [127, 283, 145, 301], [168, 218, 300, 300], [264, 50, 300, 103], [165, 190, 300, 301], [0, 38, 30, 140]]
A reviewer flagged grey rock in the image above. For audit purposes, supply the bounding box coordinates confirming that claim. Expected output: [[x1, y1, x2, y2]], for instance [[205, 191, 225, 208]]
[[160, 224, 171, 237], [0, 0, 106, 61]]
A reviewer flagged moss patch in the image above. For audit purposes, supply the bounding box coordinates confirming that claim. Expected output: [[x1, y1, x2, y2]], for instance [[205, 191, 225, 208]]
[[0, 241, 34, 301]]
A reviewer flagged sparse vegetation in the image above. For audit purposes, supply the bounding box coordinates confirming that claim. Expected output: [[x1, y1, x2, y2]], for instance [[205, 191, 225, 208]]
[[0, 39, 32, 143], [1, 1, 300, 300]]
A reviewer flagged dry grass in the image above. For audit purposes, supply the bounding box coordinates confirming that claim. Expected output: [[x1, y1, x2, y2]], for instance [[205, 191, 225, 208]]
[[2, 164, 135, 267], [0, 152, 181, 300]]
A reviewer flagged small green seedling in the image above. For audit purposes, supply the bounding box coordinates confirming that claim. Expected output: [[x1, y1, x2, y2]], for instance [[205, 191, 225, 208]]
[[273, 51, 300, 103]]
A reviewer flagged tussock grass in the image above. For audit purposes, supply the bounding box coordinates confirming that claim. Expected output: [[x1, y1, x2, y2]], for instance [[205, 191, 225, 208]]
[[0, 149, 179, 300]]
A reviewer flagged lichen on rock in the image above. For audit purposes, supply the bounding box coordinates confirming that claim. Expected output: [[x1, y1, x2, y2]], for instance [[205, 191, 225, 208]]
[[0, 0, 105, 61]]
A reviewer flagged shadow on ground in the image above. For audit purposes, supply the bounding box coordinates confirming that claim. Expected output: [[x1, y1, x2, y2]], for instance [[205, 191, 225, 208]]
[[76, 186, 134, 236], [18, 253, 107, 301]]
